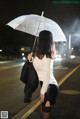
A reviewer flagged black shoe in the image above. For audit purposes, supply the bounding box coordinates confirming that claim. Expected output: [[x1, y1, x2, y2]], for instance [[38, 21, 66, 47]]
[[24, 98, 31, 103]]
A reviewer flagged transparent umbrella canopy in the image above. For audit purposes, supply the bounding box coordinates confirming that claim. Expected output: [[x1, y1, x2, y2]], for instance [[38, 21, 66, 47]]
[[7, 13, 66, 42]]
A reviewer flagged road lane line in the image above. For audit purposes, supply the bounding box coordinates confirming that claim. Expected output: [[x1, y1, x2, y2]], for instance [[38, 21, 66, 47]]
[[0, 67, 9, 70], [11, 97, 41, 119], [11, 64, 80, 119], [0, 63, 24, 71], [60, 90, 80, 94], [58, 64, 80, 86], [25, 64, 80, 118], [20, 100, 42, 119]]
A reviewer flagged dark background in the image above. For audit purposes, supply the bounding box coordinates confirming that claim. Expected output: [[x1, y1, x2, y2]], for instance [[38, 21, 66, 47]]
[[0, 0, 80, 29], [0, 0, 80, 57]]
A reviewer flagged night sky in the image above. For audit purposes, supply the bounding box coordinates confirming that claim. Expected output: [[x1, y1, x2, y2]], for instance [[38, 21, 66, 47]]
[[0, 0, 80, 54], [0, 0, 80, 29]]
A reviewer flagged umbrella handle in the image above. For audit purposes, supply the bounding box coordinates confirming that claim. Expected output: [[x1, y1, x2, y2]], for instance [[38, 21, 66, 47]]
[[41, 11, 44, 16], [32, 11, 44, 53]]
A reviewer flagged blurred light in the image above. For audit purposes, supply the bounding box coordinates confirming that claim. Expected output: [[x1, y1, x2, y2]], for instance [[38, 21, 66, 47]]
[[56, 54, 61, 58], [71, 47, 74, 50], [73, 34, 80, 37], [55, 54, 62, 61], [63, 43, 66, 45], [64, 54, 67, 56], [55, 57, 62, 61], [23, 57, 26, 60], [70, 55, 75, 59], [0, 49, 2, 52], [22, 53, 24, 56], [21, 47, 25, 51]]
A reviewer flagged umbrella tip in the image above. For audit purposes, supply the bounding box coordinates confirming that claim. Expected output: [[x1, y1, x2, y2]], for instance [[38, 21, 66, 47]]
[[41, 11, 44, 16]]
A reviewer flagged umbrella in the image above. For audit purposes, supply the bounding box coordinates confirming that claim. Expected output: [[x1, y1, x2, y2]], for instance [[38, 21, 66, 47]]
[[7, 13, 66, 42]]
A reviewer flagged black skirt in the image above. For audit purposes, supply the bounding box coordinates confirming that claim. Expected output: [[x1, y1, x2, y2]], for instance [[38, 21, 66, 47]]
[[40, 81, 59, 107]]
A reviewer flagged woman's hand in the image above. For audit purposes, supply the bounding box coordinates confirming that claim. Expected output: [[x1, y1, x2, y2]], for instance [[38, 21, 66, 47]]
[[27, 53, 33, 61], [40, 93, 45, 102]]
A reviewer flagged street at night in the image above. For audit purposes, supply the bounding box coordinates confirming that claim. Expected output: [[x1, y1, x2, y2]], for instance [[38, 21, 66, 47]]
[[0, 0, 80, 119], [0, 58, 80, 119], [28, 59, 80, 119]]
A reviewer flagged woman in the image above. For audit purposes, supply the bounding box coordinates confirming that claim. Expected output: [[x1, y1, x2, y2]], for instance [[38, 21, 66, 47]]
[[28, 30, 59, 119]]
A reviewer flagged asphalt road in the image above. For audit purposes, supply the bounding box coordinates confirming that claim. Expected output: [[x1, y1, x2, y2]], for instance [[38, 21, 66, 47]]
[[28, 59, 80, 119], [0, 61, 40, 118], [0, 58, 80, 119]]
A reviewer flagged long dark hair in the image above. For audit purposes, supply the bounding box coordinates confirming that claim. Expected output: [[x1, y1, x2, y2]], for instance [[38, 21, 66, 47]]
[[35, 30, 55, 59]]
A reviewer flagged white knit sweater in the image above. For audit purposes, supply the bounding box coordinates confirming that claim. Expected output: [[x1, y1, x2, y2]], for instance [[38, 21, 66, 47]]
[[33, 56, 58, 95]]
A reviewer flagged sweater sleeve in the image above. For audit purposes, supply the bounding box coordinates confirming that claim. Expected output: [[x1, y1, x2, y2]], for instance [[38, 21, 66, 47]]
[[40, 59, 50, 95]]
